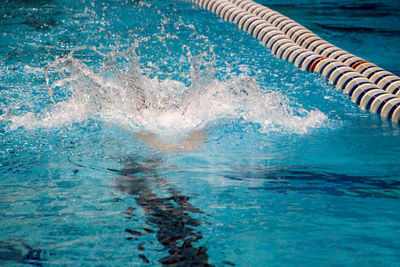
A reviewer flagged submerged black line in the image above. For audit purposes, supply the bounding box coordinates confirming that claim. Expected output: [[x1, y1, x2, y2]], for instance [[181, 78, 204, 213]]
[[139, 254, 150, 263], [315, 23, 400, 35], [115, 158, 214, 266], [0, 240, 46, 266], [225, 167, 400, 199]]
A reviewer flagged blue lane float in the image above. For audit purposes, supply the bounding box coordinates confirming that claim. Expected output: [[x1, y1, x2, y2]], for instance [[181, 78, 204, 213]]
[[191, 0, 400, 124]]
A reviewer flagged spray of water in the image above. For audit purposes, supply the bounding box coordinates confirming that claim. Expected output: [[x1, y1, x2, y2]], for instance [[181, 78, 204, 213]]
[[5, 23, 327, 136]]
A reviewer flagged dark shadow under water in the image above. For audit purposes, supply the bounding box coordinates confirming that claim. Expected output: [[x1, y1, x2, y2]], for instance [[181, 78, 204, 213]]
[[314, 23, 400, 35], [225, 166, 400, 199], [0, 240, 45, 266], [113, 156, 215, 266]]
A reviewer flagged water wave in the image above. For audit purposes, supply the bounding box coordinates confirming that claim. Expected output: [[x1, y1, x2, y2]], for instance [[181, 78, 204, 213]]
[[5, 36, 327, 136]]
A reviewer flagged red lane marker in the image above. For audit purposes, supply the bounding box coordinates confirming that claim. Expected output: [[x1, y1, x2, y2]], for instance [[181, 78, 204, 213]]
[[309, 57, 328, 72], [350, 60, 369, 70]]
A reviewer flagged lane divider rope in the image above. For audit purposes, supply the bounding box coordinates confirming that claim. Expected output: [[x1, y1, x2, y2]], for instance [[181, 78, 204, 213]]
[[190, 0, 400, 124], [228, 0, 400, 96]]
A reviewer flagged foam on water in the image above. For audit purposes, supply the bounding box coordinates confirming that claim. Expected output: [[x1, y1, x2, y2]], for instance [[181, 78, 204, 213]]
[[4, 29, 327, 136]]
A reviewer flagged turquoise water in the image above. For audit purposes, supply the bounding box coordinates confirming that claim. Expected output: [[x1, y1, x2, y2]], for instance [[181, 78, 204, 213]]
[[1, 0, 400, 266]]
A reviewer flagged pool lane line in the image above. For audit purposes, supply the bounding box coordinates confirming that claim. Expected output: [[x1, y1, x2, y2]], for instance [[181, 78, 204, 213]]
[[190, 0, 400, 124], [68, 154, 219, 265], [226, 0, 400, 96], [0, 240, 46, 266], [114, 161, 215, 266]]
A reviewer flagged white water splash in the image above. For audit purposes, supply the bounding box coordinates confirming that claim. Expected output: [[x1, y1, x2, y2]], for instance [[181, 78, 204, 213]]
[[6, 40, 327, 135]]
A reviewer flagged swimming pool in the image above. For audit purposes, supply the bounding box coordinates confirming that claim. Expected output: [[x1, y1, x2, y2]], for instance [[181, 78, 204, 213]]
[[1, 0, 400, 265]]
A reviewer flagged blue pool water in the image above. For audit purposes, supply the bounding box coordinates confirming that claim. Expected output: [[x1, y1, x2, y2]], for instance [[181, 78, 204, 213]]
[[1, 0, 400, 265]]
